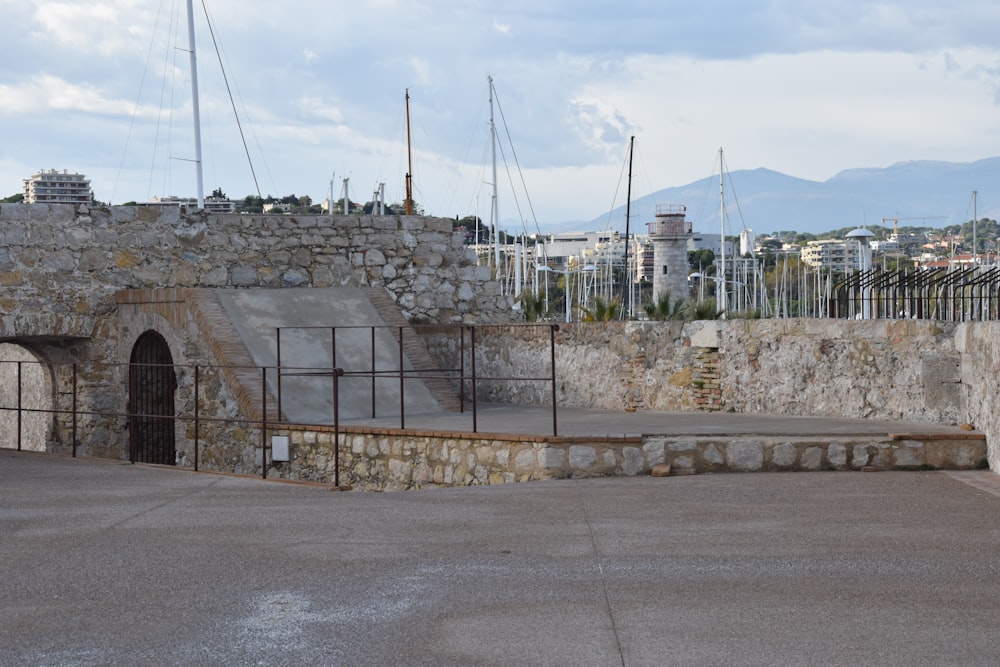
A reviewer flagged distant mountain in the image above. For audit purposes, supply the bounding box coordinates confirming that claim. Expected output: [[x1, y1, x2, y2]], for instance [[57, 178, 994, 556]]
[[556, 158, 1000, 236]]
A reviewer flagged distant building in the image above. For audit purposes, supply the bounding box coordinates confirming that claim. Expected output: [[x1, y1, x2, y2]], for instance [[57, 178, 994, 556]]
[[23, 169, 93, 204], [263, 202, 292, 214], [801, 239, 861, 271], [148, 195, 236, 213]]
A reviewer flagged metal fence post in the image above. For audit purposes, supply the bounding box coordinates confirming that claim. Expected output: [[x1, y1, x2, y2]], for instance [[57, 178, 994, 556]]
[[71, 363, 78, 458], [194, 365, 200, 471], [550, 324, 559, 436]]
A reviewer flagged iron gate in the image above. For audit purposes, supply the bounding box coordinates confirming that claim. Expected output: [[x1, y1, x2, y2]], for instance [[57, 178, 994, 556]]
[[128, 331, 177, 464]]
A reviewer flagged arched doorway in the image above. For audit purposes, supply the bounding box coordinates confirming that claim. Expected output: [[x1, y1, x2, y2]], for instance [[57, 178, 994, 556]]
[[128, 331, 177, 464]]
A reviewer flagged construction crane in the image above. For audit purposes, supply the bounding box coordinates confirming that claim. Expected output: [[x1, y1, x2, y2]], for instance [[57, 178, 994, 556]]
[[880, 215, 947, 241]]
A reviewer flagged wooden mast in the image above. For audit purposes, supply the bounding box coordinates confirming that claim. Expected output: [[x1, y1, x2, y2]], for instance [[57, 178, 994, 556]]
[[622, 135, 634, 318], [405, 89, 414, 215]]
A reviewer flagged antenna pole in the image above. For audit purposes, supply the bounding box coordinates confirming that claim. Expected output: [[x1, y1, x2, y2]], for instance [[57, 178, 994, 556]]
[[185, 0, 204, 209]]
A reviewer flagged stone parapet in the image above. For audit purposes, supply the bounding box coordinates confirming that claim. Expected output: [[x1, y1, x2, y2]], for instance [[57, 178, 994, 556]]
[[254, 425, 987, 491]]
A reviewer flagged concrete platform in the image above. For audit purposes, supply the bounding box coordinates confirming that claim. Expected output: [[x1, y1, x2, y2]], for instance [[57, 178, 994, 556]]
[[3, 449, 1000, 666], [341, 403, 976, 439]]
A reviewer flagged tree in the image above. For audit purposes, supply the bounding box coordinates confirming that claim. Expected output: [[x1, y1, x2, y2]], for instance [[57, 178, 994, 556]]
[[688, 249, 715, 273], [643, 291, 687, 321], [516, 289, 551, 322], [1, 193, 24, 203], [580, 295, 622, 322], [453, 216, 489, 244], [211, 187, 227, 199], [690, 297, 721, 320]]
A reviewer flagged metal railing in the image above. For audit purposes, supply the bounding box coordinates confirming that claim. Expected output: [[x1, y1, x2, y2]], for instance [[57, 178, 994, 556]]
[[275, 323, 561, 435], [830, 266, 1000, 321], [0, 324, 564, 483], [0, 359, 345, 484]]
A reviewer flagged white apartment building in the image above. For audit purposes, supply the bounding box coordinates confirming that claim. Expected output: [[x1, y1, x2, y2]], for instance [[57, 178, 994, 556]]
[[23, 169, 93, 204], [801, 239, 861, 271]]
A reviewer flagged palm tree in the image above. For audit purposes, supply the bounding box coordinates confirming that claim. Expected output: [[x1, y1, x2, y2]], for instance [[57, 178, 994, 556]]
[[643, 290, 687, 321], [580, 295, 622, 322], [516, 289, 550, 322], [690, 297, 721, 320]]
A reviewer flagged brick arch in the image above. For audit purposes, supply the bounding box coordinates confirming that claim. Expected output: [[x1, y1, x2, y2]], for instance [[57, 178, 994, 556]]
[[0, 342, 54, 452], [128, 330, 177, 464]]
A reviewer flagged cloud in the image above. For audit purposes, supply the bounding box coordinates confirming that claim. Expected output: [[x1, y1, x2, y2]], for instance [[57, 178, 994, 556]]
[[493, 19, 511, 35], [29, 1, 153, 57], [0, 74, 149, 116]]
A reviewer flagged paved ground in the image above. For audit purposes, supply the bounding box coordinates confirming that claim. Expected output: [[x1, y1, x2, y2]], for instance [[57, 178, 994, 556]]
[[3, 448, 1000, 666], [342, 403, 975, 439]]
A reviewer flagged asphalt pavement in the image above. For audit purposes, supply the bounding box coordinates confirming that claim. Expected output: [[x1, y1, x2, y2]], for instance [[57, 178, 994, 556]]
[[3, 449, 1000, 666]]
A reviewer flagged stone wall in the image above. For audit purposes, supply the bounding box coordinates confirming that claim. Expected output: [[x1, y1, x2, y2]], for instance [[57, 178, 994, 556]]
[[424, 319, 965, 422], [258, 425, 985, 491], [0, 203, 511, 457], [0, 203, 512, 339], [954, 322, 1000, 470]]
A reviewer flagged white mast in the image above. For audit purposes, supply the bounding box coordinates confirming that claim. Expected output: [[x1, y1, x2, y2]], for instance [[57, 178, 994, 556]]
[[973, 190, 978, 264], [184, 0, 204, 209], [334, 172, 337, 218], [718, 147, 727, 314], [342, 177, 349, 215], [489, 76, 500, 271]]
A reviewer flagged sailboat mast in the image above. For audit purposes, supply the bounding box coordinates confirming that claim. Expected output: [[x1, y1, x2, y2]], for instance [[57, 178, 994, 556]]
[[185, 0, 204, 209], [622, 135, 635, 318], [405, 89, 414, 215], [489, 76, 500, 270], [973, 189, 978, 265], [718, 147, 727, 314]]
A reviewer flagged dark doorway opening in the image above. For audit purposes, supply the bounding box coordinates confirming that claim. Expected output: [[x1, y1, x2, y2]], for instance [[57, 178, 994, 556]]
[[128, 331, 177, 464]]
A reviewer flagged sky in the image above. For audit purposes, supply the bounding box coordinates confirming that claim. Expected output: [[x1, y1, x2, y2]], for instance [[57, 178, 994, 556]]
[[3, 0, 1000, 232]]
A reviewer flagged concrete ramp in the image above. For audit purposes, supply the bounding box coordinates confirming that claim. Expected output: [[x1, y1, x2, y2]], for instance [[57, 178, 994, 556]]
[[215, 288, 453, 423]]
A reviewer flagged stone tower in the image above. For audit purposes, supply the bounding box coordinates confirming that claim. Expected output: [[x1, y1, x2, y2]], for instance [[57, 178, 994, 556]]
[[647, 205, 692, 303]]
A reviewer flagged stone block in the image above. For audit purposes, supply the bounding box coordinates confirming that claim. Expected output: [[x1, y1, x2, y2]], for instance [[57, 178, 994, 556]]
[[801, 447, 823, 470], [771, 442, 797, 468], [726, 440, 764, 471], [828, 443, 848, 467], [568, 445, 597, 469], [851, 445, 870, 468], [651, 463, 671, 477], [623, 447, 644, 476], [703, 444, 724, 465], [543, 447, 565, 469], [893, 441, 923, 467], [687, 321, 720, 349]]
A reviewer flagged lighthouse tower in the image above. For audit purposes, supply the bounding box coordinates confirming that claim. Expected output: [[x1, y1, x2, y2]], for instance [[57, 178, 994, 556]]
[[647, 205, 692, 303]]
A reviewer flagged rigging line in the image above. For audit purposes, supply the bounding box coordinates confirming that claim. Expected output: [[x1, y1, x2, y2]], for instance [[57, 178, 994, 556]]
[[374, 98, 405, 203], [160, 0, 182, 200], [199, 0, 261, 198], [690, 151, 720, 234], [632, 142, 658, 212], [440, 91, 489, 216], [600, 141, 630, 234], [721, 155, 750, 234], [491, 83, 542, 238], [494, 135, 528, 234], [113, 0, 171, 204]]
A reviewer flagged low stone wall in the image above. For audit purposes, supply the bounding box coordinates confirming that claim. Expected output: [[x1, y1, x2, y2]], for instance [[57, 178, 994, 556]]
[[252, 425, 986, 491]]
